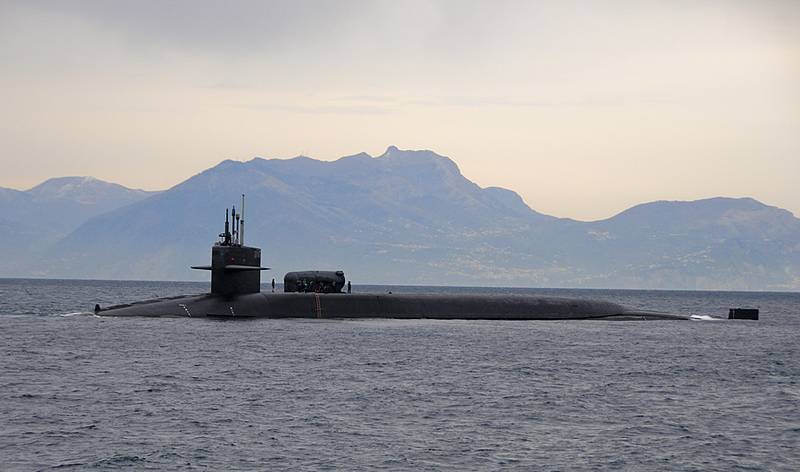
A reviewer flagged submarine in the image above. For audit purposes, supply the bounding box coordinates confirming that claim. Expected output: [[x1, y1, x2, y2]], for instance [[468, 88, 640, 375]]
[[94, 196, 689, 321]]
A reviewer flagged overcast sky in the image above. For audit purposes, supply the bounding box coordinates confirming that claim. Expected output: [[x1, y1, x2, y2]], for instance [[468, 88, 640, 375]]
[[1, 0, 798, 220]]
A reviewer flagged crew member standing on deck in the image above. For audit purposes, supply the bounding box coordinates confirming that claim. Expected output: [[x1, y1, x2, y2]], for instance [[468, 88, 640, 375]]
[[272, 278, 275, 292]]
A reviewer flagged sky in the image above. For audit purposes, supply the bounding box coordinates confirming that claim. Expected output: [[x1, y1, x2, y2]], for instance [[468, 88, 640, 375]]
[[0, 0, 798, 221]]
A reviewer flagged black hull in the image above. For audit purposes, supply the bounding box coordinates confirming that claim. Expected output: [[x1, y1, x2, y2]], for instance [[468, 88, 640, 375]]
[[96, 292, 688, 321]]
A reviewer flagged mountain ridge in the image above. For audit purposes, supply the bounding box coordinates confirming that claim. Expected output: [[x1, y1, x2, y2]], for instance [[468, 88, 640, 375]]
[[2, 147, 798, 290], [0, 176, 159, 273]]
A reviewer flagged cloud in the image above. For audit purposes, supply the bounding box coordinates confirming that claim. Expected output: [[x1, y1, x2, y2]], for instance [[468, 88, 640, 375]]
[[232, 102, 393, 116], [0, 0, 798, 220]]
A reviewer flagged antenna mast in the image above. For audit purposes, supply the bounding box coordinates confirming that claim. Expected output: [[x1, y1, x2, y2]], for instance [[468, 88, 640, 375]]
[[224, 209, 230, 245], [235, 208, 241, 245], [232, 205, 238, 245], [240, 194, 245, 246]]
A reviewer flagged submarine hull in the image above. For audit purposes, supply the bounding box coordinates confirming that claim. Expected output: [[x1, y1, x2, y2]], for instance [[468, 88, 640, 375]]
[[96, 292, 688, 320]]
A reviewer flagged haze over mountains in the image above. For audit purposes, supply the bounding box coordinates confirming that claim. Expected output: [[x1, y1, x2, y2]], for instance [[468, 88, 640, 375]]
[[2, 147, 798, 290], [0, 177, 156, 269]]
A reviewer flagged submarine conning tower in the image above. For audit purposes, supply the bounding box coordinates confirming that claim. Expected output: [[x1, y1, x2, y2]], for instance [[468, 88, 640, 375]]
[[191, 195, 268, 297]]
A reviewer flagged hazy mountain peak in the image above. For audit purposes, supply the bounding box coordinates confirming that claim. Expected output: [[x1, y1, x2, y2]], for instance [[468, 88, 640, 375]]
[[211, 159, 247, 170], [378, 145, 436, 159], [26, 176, 155, 203], [0, 175, 159, 257], [610, 196, 774, 221], [589, 196, 800, 248], [0, 186, 25, 198], [336, 151, 372, 161], [28, 176, 96, 193], [375, 146, 462, 177]]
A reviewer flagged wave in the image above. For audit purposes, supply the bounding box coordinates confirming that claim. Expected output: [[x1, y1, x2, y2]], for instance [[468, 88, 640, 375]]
[[689, 314, 721, 321]]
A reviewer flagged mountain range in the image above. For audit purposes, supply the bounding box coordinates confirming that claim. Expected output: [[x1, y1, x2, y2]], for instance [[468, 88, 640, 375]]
[[2, 146, 798, 290], [0, 177, 156, 271]]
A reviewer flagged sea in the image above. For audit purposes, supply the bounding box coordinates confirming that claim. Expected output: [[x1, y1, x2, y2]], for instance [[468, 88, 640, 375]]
[[0, 278, 798, 471]]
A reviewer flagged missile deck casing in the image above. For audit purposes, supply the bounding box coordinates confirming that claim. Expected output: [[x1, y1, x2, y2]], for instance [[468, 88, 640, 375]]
[[97, 292, 688, 320]]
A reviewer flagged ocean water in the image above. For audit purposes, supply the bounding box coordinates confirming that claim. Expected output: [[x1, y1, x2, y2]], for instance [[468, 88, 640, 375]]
[[0, 278, 798, 471]]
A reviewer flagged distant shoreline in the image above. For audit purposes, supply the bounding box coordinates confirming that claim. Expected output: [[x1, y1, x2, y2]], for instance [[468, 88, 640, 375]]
[[1, 277, 796, 295]]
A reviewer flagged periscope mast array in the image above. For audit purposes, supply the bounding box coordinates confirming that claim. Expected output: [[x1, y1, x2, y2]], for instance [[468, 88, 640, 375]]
[[218, 194, 246, 247]]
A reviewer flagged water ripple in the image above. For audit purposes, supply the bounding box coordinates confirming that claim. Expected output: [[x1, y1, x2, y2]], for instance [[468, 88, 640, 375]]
[[0, 279, 798, 470]]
